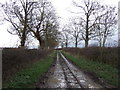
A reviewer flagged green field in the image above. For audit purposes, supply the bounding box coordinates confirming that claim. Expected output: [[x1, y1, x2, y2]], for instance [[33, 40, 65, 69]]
[[63, 51, 119, 87]]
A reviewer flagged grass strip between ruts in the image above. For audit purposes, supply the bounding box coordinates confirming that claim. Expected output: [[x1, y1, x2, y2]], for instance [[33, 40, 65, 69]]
[[63, 51, 119, 87]]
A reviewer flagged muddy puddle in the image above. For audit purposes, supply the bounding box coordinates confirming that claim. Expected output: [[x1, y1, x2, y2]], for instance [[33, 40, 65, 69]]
[[46, 53, 67, 88]]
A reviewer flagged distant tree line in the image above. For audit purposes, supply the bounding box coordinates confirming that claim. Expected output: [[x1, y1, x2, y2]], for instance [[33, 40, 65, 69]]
[[59, 0, 117, 48], [0, 0, 59, 49]]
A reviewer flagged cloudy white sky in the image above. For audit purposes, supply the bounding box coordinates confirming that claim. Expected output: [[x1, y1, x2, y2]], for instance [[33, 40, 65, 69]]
[[0, 0, 119, 47]]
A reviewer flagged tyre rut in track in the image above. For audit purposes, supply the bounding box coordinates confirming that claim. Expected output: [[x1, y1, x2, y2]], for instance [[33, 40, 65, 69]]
[[59, 52, 84, 89]]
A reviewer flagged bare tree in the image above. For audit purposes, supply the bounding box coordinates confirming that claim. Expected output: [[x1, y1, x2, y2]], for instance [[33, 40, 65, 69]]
[[43, 8, 59, 49], [27, 0, 58, 49], [59, 26, 71, 48], [68, 18, 83, 48], [95, 6, 117, 47], [73, 0, 105, 47], [1, 0, 36, 48], [44, 21, 59, 49]]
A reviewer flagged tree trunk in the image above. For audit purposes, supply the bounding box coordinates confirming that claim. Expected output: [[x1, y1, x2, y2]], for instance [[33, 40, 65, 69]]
[[85, 14, 89, 48], [103, 37, 106, 47], [99, 41, 102, 47], [65, 42, 68, 48], [38, 39, 45, 49], [98, 37, 102, 47], [20, 21, 27, 48], [20, 8, 27, 48], [85, 40, 88, 48], [103, 27, 107, 47], [75, 38, 78, 48], [20, 33, 26, 48]]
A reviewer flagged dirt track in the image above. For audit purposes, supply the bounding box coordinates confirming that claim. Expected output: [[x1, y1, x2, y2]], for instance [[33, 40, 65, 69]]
[[37, 51, 105, 89]]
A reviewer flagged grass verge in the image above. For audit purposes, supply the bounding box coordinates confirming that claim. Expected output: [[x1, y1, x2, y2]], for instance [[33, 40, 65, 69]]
[[3, 52, 56, 88], [63, 51, 119, 87]]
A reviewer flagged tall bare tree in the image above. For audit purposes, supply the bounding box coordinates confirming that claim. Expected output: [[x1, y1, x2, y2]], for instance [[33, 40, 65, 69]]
[[95, 6, 117, 47], [27, 0, 59, 49], [43, 8, 59, 49], [73, 0, 105, 47], [68, 18, 83, 48], [59, 26, 71, 48], [1, 0, 36, 48], [44, 21, 59, 49]]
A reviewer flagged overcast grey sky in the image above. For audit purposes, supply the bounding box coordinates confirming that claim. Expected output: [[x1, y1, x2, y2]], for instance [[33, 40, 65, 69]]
[[0, 0, 119, 47]]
